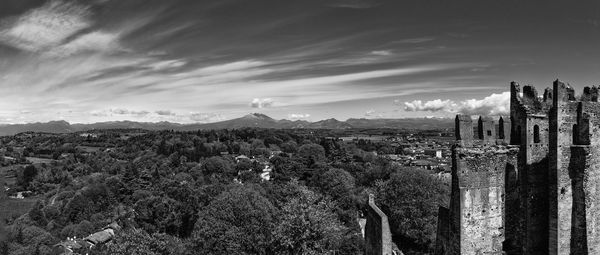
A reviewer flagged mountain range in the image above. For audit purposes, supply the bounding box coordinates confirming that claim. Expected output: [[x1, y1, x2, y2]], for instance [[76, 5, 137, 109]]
[[0, 113, 454, 136]]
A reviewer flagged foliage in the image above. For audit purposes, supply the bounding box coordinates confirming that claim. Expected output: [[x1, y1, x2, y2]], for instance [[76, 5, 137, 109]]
[[190, 185, 276, 254], [0, 128, 449, 255], [374, 167, 449, 253], [271, 182, 348, 255]]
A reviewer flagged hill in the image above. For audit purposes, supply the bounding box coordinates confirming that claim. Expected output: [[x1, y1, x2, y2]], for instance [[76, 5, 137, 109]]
[[0, 114, 454, 136]]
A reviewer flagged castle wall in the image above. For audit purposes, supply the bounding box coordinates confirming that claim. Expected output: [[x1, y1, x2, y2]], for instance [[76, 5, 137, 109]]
[[365, 195, 393, 255]]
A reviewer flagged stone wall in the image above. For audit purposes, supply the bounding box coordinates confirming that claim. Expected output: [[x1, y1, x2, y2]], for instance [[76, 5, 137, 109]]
[[365, 194, 393, 255]]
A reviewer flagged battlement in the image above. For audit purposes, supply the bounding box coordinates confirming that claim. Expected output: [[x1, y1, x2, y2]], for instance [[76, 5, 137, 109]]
[[511, 81, 552, 116], [454, 115, 509, 145]]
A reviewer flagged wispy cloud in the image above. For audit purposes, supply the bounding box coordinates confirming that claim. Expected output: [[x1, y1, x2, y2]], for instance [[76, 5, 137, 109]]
[[48, 31, 122, 57], [189, 112, 224, 123], [392, 37, 435, 44], [91, 108, 150, 117], [0, 0, 91, 52]]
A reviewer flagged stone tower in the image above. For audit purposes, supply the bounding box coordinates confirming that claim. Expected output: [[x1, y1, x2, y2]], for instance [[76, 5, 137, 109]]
[[435, 114, 517, 255]]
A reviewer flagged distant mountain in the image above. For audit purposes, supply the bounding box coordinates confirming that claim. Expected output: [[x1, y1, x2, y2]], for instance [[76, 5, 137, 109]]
[[307, 118, 353, 129], [0, 114, 454, 136], [346, 117, 454, 129]]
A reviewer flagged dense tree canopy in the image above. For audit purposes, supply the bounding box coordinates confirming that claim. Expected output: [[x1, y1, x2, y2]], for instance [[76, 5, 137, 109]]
[[0, 128, 448, 255], [374, 168, 449, 253]]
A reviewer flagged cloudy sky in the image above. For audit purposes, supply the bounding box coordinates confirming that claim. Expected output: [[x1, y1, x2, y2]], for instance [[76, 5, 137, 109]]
[[1, 0, 600, 123]]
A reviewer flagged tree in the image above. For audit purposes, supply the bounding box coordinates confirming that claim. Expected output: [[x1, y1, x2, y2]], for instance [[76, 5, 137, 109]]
[[190, 185, 276, 254], [280, 140, 298, 154], [17, 165, 38, 188], [202, 156, 234, 177], [271, 182, 347, 255], [133, 196, 182, 235], [315, 168, 357, 225], [374, 167, 449, 253], [298, 144, 326, 164]]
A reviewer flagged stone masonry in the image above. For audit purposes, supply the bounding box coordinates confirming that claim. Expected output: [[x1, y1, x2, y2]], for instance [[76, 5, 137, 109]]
[[436, 80, 600, 254]]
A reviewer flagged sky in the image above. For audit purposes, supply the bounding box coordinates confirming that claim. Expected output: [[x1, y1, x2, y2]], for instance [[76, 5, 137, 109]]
[[1, 0, 600, 124]]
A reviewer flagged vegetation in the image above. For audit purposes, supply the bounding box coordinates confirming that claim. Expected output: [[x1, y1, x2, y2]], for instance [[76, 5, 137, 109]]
[[0, 128, 449, 254]]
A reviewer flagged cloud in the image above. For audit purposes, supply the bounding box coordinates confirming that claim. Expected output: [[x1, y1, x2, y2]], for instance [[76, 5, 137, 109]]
[[393, 37, 435, 44], [250, 98, 275, 108], [147, 60, 187, 70], [0, 0, 91, 52], [92, 108, 150, 117], [288, 113, 310, 120], [370, 50, 392, 56], [403, 92, 510, 116], [364, 109, 383, 118], [189, 112, 223, 123], [155, 110, 176, 116], [48, 31, 122, 57], [403, 99, 456, 112]]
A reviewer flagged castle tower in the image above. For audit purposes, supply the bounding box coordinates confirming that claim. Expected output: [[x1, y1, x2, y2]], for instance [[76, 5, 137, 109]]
[[436, 115, 517, 255], [506, 82, 553, 254], [547, 80, 578, 255]]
